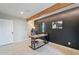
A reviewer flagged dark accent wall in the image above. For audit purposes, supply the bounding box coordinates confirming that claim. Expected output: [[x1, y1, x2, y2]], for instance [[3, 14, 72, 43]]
[[34, 7, 79, 50]]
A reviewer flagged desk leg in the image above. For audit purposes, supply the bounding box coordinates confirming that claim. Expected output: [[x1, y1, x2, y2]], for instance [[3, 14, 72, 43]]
[[31, 39, 36, 50], [34, 39, 35, 49]]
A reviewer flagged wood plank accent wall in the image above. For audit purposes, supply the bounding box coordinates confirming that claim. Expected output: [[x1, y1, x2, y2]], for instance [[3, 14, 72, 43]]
[[27, 3, 73, 21]]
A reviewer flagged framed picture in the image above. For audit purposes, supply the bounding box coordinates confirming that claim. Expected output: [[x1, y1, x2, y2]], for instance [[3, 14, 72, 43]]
[[52, 21, 63, 29]]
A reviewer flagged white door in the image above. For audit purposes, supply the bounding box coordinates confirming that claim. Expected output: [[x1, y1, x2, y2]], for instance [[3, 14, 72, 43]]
[[0, 19, 13, 46]]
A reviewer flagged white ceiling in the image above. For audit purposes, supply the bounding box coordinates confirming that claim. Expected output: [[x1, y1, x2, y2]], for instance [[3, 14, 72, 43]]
[[0, 3, 55, 19]]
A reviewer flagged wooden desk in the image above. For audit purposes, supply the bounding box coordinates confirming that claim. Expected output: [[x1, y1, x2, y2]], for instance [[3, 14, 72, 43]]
[[31, 34, 48, 38], [30, 34, 48, 50]]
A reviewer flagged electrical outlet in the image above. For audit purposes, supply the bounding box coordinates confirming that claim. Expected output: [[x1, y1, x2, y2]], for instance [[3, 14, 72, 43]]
[[68, 42, 71, 45]]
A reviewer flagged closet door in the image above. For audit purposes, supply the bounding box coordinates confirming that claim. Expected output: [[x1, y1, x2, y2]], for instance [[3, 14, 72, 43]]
[[0, 19, 13, 46]]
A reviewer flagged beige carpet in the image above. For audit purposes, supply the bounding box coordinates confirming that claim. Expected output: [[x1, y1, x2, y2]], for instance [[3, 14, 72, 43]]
[[0, 39, 79, 55]]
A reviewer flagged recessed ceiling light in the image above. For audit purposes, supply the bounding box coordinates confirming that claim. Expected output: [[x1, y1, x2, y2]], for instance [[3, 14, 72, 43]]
[[20, 11, 24, 15]]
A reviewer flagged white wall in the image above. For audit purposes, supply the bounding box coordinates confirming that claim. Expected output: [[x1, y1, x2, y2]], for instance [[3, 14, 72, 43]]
[[13, 19, 27, 42], [0, 13, 28, 45], [0, 18, 27, 45], [0, 19, 13, 46]]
